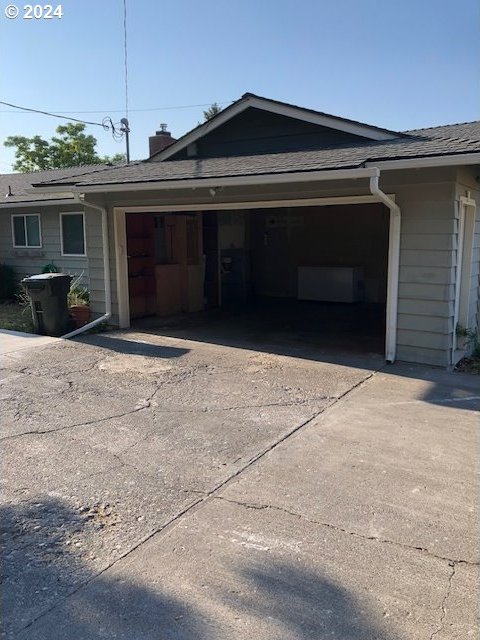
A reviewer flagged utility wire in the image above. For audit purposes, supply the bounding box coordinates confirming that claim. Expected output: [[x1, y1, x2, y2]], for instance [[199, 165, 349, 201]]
[[0, 101, 234, 115], [0, 100, 110, 129], [123, 0, 129, 121]]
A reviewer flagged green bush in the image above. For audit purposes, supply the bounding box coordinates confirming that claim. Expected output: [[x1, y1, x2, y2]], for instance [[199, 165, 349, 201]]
[[42, 262, 60, 273], [68, 273, 90, 307], [0, 264, 17, 301]]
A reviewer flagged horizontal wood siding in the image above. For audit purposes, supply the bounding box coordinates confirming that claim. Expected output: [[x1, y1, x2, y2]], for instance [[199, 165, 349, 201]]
[[90, 206, 120, 325], [85, 204, 104, 319], [0, 204, 89, 287], [383, 180, 456, 366]]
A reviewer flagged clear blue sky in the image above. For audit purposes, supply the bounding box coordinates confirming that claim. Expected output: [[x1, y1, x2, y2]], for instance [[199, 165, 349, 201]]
[[1, 0, 479, 171]]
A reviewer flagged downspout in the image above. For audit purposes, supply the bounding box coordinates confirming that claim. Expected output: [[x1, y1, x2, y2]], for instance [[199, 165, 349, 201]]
[[61, 195, 112, 339], [369, 169, 401, 363]]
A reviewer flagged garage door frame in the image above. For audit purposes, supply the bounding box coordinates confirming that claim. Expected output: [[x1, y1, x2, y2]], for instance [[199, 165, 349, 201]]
[[114, 193, 397, 360]]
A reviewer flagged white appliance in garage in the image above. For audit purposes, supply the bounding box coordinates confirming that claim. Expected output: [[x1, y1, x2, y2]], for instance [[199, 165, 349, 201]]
[[297, 266, 364, 303]]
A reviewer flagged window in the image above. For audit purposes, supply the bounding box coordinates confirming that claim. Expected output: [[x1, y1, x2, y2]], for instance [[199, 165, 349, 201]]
[[60, 212, 86, 256], [11, 214, 41, 248]]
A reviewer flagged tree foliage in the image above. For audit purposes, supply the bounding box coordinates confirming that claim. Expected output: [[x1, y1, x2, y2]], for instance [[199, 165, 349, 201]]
[[4, 123, 124, 172], [203, 103, 222, 121]]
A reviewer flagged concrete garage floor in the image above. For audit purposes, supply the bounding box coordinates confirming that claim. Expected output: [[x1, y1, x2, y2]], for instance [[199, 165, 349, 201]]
[[135, 299, 387, 359], [0, 328, 478, 639]]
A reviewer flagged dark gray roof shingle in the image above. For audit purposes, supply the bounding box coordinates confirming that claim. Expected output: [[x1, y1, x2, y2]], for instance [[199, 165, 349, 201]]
[[0, 165, 116, 205], [30, 120, 480, 190]]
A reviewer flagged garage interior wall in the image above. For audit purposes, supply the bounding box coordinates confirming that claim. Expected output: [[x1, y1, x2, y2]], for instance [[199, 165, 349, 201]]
[[253, 205, 388, 302], [218, 204, 389, 304]]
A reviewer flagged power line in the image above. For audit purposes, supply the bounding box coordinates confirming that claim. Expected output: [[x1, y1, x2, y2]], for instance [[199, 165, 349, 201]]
[[0, 100, 110, 129], [0, 100, 234, 115]]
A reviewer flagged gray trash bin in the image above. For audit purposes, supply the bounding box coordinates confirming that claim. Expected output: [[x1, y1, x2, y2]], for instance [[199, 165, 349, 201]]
[[22, 273, 73, 336]]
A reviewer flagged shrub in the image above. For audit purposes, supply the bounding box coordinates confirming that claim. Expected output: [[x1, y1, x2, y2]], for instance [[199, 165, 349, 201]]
[[68, 273, 90, 307], [0, 264, 17, 301], [42, 262, 60, 273]]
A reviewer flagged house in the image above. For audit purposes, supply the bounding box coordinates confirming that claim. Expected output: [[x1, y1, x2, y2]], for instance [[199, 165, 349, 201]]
[[23, 93, 480, 366], [0, 165, 113, 294]]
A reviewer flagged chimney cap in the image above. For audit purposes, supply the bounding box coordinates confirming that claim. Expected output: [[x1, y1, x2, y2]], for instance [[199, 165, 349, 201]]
[[155, 123, 171, 136]]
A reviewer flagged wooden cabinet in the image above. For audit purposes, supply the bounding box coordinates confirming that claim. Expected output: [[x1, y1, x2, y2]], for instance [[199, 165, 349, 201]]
[[126, 212, 205, 321], [126, 214, 156, 319]]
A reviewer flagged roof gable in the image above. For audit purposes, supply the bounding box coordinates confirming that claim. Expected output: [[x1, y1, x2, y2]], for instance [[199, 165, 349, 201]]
[[150, 93, 402, 162]]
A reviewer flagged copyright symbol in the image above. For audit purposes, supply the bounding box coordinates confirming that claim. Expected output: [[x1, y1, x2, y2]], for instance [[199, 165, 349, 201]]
[[5, 4, 19, 18]]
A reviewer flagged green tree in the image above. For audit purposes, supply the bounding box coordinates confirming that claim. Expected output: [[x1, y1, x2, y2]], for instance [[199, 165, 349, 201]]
[[4, 123, 124, 172], [203, 103, 222, 121]]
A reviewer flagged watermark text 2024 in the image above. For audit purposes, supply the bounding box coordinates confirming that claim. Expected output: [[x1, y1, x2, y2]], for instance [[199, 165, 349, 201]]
[[5, 4, 63, 19]]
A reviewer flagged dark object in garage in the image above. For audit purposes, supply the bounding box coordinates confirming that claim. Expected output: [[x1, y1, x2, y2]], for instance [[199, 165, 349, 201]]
[[22, 273, 73, 336]]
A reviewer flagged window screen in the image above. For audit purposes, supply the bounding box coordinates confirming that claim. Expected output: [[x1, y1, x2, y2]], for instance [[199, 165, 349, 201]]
[[25, 215, 40, 246], [12, 215, 41, 247], [61, 214, 85, 255]]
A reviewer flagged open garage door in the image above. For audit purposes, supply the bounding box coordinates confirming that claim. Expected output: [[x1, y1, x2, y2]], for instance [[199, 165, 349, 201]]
[[212, 204, 389, 355], [120, 202, 390, 359]]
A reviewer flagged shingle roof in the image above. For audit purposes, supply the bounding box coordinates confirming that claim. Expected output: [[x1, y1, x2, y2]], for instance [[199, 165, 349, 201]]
[[148, 92, 405, 161], [29, 120, 480, 192], [0, 165, 116, 205]]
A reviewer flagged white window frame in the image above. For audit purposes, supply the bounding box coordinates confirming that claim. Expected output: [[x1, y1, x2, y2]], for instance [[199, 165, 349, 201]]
[[11, 213, 42, 248], [60, 211, 87, 257]]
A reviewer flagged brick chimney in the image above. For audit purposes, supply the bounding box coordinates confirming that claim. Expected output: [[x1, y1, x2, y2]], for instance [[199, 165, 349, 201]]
[[149, 123, 176, 157]]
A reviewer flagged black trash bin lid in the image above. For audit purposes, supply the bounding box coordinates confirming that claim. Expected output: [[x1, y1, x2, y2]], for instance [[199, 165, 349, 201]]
[[22, 273, 71, 281]]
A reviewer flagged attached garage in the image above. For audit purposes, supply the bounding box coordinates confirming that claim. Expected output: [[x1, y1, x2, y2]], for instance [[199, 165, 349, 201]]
[[120, 200, 391, 358], [31, 93, 480, 368]]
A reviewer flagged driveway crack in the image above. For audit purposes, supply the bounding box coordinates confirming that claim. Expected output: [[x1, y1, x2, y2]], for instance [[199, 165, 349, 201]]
[[152, 397, 336, 415], [14, 365, 382, 634], [0, 385, 162, 443], [214, 496, 478, 567], [429, 561, 456, 640]]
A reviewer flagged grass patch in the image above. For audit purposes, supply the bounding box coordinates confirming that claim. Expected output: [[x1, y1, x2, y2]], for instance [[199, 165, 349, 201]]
[[0, 303, 34, 333]]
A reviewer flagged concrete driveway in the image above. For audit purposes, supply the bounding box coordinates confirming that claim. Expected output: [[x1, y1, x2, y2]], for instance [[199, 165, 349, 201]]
[[0, 329, 478, 639]]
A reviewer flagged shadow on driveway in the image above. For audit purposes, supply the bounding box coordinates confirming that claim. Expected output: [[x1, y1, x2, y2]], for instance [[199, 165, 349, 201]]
[[2, 497, 397, 639], [78, 334, 190, 359]]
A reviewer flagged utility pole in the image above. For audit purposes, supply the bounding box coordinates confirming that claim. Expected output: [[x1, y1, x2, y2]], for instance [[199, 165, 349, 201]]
[[120, 118, 130, 163]]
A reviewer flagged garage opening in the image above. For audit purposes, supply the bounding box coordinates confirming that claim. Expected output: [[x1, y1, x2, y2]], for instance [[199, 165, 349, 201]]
[[125, 204, 390, 356]]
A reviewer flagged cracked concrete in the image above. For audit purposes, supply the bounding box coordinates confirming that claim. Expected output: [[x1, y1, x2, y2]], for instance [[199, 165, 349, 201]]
[[213, 496, 479, 567], [429, 561, 455, 640], [1, 329, 478, 639]]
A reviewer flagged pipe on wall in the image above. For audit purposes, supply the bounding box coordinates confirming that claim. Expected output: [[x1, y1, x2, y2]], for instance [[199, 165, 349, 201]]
[[369, 171, 401, 363], [61, 196, 111, 339]]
